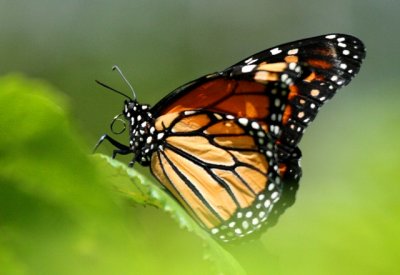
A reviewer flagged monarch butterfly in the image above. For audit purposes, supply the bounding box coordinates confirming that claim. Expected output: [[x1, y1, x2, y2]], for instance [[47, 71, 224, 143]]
[[95, 34, 365, 242]]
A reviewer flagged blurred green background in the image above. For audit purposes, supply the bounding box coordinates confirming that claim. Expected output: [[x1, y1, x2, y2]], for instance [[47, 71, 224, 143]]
[[1, 0, 399, 274]]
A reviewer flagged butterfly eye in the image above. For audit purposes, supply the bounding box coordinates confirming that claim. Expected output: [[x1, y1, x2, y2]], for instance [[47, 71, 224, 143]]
[[110, 113, 127, 135]]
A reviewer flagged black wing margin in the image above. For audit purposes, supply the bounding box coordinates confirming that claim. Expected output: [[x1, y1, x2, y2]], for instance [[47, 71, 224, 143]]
[[223, 33, 366, 162]]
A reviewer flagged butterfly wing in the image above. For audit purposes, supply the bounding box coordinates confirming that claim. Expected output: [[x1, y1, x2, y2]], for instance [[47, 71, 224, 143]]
[[228, 33, 366, 162], [152, 33, 365, 153], [152, 33, 365, 175], [150, 74, 298, 241], [150, 110, 281, 241], [149, 34, 365, 241]]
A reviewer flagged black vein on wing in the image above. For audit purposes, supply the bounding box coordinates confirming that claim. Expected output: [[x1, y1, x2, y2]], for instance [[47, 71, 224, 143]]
[[160, 149, 224, 222], [163, 114, 269, 211]]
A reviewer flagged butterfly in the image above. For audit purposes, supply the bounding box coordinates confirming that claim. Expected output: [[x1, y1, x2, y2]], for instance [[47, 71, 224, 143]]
[[95, 34, 365, 242]]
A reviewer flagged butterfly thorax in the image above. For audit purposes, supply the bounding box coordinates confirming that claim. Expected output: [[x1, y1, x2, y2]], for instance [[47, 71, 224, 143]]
[[123, 100, 157, 166]]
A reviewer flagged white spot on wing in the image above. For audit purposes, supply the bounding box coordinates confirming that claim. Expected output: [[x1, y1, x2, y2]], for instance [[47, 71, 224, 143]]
[[268, 183, 275, 191], [245, 57, 257, 64], [270, 47, 282, 55], [271, 191, 279, 200], [238, 117, 249, 126], [184, 110, 196, 115], [157, 132, 165, 140], [288, 62, 297, 70], [242, 64, 256, 73], [251, 121, 260, 129]]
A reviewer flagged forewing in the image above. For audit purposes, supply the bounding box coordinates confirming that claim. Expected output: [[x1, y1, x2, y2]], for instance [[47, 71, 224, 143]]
[[151, 33, 365, 162]]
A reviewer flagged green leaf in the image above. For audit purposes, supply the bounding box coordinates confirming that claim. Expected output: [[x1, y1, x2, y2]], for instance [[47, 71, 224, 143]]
[[0, 74, 245, 275], [93, 155, 198, 231], [93, 155, 246, 275]]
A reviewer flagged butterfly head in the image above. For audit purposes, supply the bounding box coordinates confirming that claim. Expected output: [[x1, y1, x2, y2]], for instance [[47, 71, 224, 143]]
[[123, 100, 156, 165]]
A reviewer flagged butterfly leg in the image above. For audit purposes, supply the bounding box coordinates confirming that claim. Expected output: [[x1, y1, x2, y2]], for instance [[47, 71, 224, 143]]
[[93, 134, 131, 159]]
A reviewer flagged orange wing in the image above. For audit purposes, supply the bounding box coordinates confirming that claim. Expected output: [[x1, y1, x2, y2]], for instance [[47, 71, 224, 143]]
[[151, 34, 365, 177], [151, 65, 296, 135], [150, 110, 281, 241]]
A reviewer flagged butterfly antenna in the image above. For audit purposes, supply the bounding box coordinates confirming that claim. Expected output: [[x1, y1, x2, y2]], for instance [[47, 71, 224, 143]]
[[112, 65, 137, 101], [95, 80, 132, 100]]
